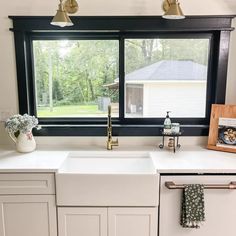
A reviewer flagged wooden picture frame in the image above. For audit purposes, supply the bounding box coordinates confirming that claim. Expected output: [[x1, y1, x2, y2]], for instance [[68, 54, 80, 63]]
[[207, 104, 236, 153]]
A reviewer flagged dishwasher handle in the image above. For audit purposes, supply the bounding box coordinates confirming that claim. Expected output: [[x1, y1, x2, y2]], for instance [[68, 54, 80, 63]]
[[165, 181, 236, 190]]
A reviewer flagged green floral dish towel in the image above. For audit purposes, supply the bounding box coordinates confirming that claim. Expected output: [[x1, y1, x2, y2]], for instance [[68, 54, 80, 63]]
[[180, 184, 205, 228]]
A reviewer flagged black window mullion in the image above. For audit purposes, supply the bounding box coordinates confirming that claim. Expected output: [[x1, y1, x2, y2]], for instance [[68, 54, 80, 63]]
[[24, 33, 36, 116], [119, 36, 125, 123], [205, 33, 215, 122], [29, 35, 38, 116]]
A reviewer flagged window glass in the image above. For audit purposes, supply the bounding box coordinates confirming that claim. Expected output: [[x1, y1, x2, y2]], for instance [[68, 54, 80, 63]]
[[125, 38, 210, 118], [33, 40, 119, 117]]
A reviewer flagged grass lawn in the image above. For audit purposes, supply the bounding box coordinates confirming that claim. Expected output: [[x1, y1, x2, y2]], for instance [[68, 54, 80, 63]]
[[37, 104, 106, 117]]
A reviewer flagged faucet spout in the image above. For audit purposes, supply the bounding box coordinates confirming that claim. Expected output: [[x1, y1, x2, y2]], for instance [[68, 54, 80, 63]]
[[107, 105, 119, 150]]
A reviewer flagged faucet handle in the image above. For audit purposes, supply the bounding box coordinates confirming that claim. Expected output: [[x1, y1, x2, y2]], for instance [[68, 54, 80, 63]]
[[113, 138, 119, 146]]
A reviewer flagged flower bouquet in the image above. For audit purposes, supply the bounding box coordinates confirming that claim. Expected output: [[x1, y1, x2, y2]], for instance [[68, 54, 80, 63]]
[[5, 114, 39, 153]]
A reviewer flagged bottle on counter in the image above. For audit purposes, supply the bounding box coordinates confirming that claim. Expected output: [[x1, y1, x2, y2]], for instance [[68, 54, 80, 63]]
[[163, 111, 172, 134]]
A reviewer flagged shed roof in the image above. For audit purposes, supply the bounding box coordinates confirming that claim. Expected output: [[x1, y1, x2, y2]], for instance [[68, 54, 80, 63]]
[[115, 60, 207, 82]]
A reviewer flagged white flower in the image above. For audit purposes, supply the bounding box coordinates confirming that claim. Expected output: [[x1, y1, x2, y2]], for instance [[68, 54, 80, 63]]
[[5, 114, 39, 134]]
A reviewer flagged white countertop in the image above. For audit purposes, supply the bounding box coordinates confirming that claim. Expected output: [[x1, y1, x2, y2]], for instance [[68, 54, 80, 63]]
[[150, 147, 236, 173], [0, 149, 68, 172], [0, 146, 236, 174]]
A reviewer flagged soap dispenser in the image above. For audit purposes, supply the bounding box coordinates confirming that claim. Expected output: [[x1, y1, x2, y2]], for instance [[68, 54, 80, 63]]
[[163, 111, 172, 134]]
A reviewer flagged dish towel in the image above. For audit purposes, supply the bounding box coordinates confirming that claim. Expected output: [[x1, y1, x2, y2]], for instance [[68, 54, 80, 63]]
[[180, 184, 205, 228]]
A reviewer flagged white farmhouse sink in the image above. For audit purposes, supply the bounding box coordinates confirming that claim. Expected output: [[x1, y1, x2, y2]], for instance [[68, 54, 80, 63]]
[[56, 151, 159, 206], [59, 151, 156, 174]]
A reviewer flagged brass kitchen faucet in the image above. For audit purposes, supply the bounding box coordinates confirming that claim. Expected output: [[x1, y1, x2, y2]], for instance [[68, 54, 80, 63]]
[[107, 105, 119, 150]]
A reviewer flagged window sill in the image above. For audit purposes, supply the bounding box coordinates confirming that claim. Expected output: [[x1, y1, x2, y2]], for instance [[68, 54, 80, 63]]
[[33, 124, 209, 136]]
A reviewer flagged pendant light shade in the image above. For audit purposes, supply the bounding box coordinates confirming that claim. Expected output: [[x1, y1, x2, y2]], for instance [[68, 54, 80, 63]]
[[162, 0, 185, 20], [51, 0, 78, 27]]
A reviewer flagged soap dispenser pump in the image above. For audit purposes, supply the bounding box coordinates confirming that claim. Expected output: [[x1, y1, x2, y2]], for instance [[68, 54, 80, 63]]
[[163, 111, 172, 134]]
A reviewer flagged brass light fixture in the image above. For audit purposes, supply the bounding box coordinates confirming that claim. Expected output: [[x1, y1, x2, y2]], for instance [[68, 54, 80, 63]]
[[51, 0, 79, 27], [162, 0, 185, 20]]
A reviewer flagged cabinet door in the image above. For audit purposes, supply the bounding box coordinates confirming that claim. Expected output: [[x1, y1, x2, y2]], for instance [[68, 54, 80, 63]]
[[0, 195, 57, 236], [108, 207, 158, 236], [160, 175, 236, 236], [58, 207, 107, 236]]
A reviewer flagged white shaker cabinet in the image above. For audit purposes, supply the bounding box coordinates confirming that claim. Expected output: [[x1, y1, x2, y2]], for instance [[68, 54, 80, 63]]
[[159, 175, 236, 236], [58, 207, 158, 236], [0, 195, 57, 236], [0, 173, 57, 236], [108, 207, 158, 236], [58, 207, 108, 236]]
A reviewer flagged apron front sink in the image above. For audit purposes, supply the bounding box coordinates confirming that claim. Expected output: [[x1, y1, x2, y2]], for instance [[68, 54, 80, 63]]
[[56, 151, 159, 206]]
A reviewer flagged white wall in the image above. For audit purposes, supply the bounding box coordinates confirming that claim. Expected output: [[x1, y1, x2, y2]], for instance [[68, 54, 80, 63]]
[[0, 0, 236, 145]]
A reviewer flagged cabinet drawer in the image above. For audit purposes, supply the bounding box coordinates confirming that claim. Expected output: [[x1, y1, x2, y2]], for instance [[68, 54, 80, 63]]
[[0, 173, 55, 195]]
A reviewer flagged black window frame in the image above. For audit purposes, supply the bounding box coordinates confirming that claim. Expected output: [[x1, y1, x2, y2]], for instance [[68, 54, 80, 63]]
[[9, 15, 235, 136]]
